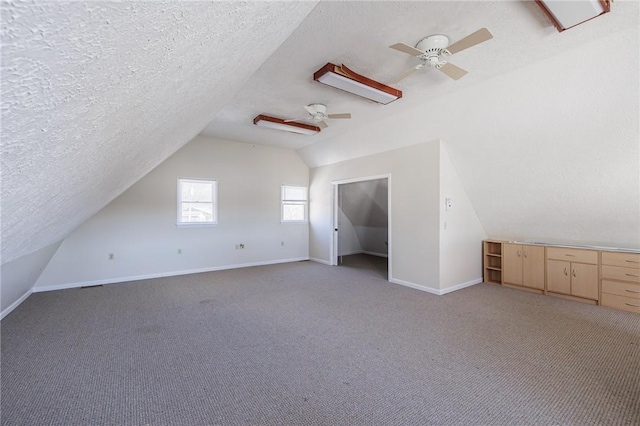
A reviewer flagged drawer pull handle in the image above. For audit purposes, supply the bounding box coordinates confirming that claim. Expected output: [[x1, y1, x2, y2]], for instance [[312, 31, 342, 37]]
[[625, 273, 640, 277], [517, 250, 521, 257], [523, 250, 527, 258], [625, 289, 640, 294], [563, 268, 568, 276], [625, 303, 640, 308], [572, 269, 576, 277], [565, 254, 575, 257], [625, 260, 640, 263]]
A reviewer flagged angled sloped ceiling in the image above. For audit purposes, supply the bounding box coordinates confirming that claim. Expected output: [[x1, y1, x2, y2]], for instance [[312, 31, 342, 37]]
[[0, 1, 317, 264], [299, 25, 639, 249]]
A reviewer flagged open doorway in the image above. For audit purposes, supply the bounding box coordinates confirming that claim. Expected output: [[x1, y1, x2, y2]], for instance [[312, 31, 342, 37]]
[[331, 174, 391, 280]]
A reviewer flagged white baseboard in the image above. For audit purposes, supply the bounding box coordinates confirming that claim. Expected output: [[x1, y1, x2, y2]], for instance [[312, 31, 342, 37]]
[[389, 278, 441, 295], [33, 257, 309, 293], [1, 288, 33, 320], [362, 251, 388, 258], [388, 277, 483, 296], [439, 278, 483, 295], [309, 257, 331, 265]]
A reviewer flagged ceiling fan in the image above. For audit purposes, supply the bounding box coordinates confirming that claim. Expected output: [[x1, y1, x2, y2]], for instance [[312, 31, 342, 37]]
[[388, 28, 493, 83], [285, 104, 351, 129]]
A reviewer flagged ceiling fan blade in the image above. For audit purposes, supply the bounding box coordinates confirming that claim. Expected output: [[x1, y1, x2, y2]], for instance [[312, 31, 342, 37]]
[[446, 28, 493, 54], [388, 64, 423, 84], [303, 105, 316, 115], [389, 42, 425, 57], [438, 62, 468, 80], [327, 113, 351, 119], [317, 120, 328, 129]]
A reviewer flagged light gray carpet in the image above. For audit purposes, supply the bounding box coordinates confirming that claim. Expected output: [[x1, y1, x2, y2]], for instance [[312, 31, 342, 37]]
[[2, 256, 639, 425]]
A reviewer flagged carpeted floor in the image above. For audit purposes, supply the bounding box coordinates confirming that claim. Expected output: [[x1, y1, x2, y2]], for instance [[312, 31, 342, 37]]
[[1, 256, 639, 425]]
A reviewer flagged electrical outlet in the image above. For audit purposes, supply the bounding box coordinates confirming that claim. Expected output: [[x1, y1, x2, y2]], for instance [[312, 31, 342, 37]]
[[240, 243, 244, 249], [235, 244, 245, 250], [281, 241, 284, 246], [178, 248, 182, 254], [108, 253, 114, 260]]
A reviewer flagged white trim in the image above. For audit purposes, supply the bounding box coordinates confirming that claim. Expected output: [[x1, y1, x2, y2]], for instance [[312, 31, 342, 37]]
[[1, 288, 33, 320], [330, 173, 391, 185], [336, 250, 388, 258], [177, 177, 218, 226], [331, 173, 392, 275], [33, 257, 309, 293], [362, 251, 388, 258], [309, 257, 331, 265], [439, 278, 483, 295], [389, 277, 441, 295], [281, 185, 308, 223], [388, 277, 483, 296]]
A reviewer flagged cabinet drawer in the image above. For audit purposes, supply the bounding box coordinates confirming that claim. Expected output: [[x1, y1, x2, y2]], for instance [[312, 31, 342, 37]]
[[601, 293, 640, 314], [601, 265, 640, 283], [601, 251, 640, 269], [602, 280, 640, 299], [546, 247, 597, 264]]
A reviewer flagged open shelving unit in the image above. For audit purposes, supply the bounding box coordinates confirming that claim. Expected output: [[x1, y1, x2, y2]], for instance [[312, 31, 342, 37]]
[[483, 240, 503, 284]]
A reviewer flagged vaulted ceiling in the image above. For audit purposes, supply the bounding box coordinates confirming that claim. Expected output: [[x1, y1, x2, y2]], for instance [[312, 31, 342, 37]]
[[2, 1, 639, 265]]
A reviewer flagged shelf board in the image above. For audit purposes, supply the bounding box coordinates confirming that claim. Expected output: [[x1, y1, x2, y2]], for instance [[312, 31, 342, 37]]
[[486, 253, 502, 257], [485, 266, 502, 271]]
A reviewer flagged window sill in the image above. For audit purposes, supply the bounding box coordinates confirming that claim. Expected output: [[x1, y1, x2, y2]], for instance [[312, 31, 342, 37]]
[[176, 222, 217, 228], [281, 221, 309, 224]]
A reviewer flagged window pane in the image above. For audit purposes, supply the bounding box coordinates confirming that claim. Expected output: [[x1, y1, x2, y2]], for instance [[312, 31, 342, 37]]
[[181, 181, 213, 202], [283, 186, 307, 201], [181, 202, 214, 222], [283, 203, 305, 221]]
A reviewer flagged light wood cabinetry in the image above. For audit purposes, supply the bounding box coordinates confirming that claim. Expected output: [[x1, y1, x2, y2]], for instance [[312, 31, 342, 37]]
[[546, 247, 598, 302], [483, 240, 639, 314], [601, 252, 640, 314], [483, 240, 503, 285], [503, 243, 544, 291]]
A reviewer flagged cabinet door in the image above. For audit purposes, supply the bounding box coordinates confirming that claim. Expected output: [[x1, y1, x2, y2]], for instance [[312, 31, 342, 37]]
[[503, 244, 523, 285], [571, 263, 598, 300], [547, 259, 571, 294], [522, 245, 545, 290]]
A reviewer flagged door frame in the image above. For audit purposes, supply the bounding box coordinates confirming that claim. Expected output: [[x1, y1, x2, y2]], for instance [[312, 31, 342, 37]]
[[330, 173, 392, 280]]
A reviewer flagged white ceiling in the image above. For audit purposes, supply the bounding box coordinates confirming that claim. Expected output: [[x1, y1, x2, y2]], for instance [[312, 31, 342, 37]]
[[2, 1, 638, 265], [201, 1, 638, 150]]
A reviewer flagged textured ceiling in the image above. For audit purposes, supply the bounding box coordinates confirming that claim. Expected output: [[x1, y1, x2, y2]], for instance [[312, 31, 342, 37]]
[[2, 1, 638, 265], [1, 1, 317, 264], [201, 1, 638, 150]]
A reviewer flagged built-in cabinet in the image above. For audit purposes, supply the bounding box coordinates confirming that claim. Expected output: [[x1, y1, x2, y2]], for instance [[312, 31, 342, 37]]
[[482, 240, 639, 315], [503, 243, 544, 291], [546, 247, 598, 302], [601, 251, 640, 314]]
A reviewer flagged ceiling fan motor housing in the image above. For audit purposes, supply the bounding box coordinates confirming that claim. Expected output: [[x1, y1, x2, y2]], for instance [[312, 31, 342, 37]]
[[416, 34, 451, 67], [308, 103, 328, 120]]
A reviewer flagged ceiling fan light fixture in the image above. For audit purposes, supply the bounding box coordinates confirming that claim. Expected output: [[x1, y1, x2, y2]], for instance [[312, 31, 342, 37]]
[[535, 0, 611, 32], [253, 114, 320, 135], [313, 63, 402, 105]]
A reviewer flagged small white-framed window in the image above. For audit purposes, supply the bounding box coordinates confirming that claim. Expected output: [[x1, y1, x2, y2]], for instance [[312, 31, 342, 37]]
[[281, 185, 308, 223], [177, 178, 217, 226]]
